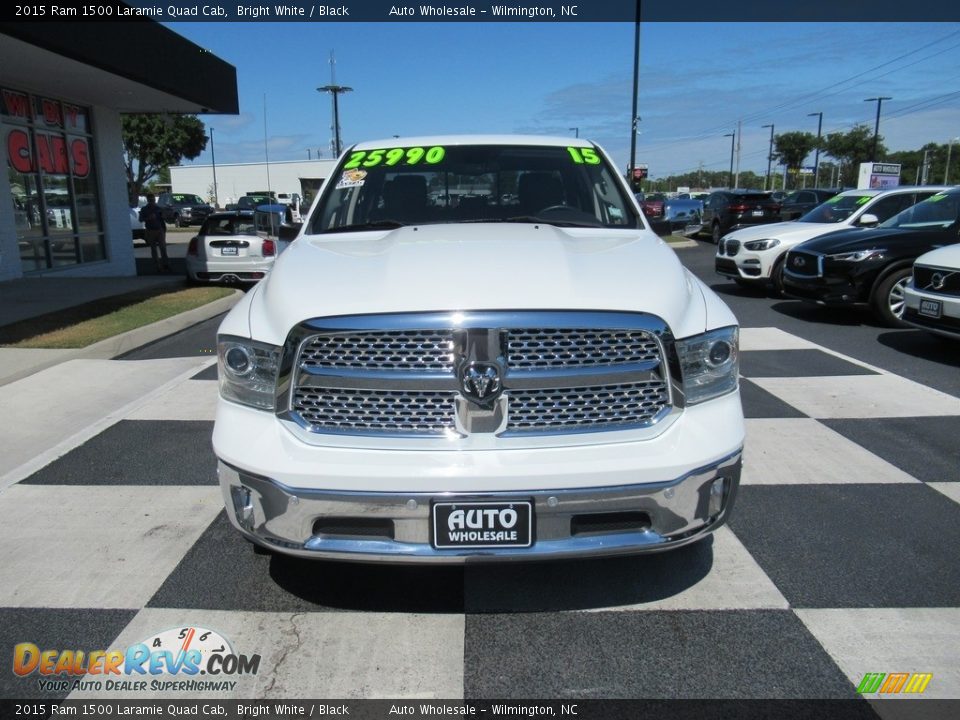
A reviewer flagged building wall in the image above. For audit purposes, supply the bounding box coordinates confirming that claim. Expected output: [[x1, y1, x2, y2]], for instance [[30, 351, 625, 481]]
[[170, 159, 337, 207]]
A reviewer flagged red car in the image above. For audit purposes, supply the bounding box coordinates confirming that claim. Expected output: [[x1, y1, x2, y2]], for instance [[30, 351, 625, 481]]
[[635, 192, 666, 218]]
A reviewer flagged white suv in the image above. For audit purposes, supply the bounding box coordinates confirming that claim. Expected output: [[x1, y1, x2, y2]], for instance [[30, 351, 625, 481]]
[[715, 186, 950, 294], [213, 135, 744, 563]]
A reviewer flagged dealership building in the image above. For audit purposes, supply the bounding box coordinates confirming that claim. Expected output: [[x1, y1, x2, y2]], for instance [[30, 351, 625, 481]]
[[0, 21, 238, 283]]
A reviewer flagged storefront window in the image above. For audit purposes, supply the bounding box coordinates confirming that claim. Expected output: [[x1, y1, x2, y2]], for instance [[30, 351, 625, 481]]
[[3, 87, 104, 272]]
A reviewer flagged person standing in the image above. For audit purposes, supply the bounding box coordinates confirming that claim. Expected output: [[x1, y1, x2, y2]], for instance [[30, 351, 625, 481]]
[[139, 193, 170, 272]]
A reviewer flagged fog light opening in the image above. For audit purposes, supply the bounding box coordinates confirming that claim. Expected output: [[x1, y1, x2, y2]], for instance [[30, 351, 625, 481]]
[[230, 485, 254, 531], [709, 477, 727, 517]]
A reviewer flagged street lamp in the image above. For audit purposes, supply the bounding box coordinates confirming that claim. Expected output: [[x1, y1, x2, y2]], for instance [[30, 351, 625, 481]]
[[318, 84, 353, 158], [569, 127, 579, 138], [762, 124, 775, 191], [724, 132, 735, 189], [209, 127, 218, 209], [864, 97, 891, 162], [808, 112, 823, 188]]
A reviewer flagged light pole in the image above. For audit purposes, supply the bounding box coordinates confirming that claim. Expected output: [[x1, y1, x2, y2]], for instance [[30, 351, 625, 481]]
[[864, 97, 891, 162], [762, 124, 775, 191], [318, 84, 352, 158], [724, 132, 735, 189], [628, 0, 640, 182], [808, 112, 823, 188], [945, 137, 959, 184], [569, 127, 579, 138], [209, 127, 218, 209]]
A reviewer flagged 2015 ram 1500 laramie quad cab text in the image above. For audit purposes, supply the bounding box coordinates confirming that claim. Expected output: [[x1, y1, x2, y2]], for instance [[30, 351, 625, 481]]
[[213, 135, 744, 562]]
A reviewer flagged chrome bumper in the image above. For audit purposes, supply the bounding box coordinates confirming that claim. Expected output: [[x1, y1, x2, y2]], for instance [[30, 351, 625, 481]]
[[218, 450, 741, 563]]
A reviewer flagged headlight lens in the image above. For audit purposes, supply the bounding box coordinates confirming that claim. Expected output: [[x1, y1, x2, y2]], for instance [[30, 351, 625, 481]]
[[743, 238, 780, 251], [828, 248, 886, 262], [676, 326, 739, 404], [217, 335, 281, 410]]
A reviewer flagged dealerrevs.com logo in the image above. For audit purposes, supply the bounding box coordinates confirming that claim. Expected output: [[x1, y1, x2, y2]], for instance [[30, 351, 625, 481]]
[[13, 626, 261, 693]]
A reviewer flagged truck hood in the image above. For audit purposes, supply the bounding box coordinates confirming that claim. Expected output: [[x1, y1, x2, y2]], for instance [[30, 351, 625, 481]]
[[237, 224, 719, 345]]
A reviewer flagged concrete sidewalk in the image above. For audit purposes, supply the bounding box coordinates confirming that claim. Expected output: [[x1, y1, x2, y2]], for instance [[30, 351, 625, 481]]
[[0, 274, 241, 386]]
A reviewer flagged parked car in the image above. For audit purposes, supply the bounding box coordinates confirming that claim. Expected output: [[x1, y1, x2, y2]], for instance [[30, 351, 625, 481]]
[[212, 134, 743, 562], [715, 186, 949, 295], [778, 188, 840, 221], [663, 196, 703, 231], [638, 192, 667, 219], [158, 192, 214, 227], [783, 186, 960, 327], [700, 191, 781, 244], [226, 194, 274, 212], [130, 207, 145, 241], [185, 210, 280, 284], [903, 243, 960, 341]]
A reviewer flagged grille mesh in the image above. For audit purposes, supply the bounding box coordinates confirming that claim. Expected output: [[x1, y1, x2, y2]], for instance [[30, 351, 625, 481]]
[[508, 329, 660, 369], [787, 252, 820, 276], [293, 388, 457, 434], [506, 382, 670, 432], [913, 265, 960, 297], [300, 331, 454, 371]]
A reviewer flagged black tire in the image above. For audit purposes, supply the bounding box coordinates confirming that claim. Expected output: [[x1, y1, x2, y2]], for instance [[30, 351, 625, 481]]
[[711, 222, 721, 244], [175, 213, 185, 228], [871, 267, 912, 328], [769, 256, 786, 298]]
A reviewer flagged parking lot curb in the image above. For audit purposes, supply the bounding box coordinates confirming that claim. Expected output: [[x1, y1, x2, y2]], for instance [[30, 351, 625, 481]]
[[0, 289, 242, 386]]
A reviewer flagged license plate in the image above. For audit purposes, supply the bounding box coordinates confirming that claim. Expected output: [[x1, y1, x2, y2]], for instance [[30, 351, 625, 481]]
[[220, 246, 238, 256], [919, 298, 942, 318], [751, 209, 764, 217], [432, 500, 533, 549]]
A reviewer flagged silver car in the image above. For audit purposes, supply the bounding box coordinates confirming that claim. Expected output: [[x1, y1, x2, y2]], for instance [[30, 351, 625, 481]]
[[185, 210, 278, 284]]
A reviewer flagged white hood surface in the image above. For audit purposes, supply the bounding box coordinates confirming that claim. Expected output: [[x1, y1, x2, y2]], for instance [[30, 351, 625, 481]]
[[725, 220, 850, 244], [232, 224, 722, 344]]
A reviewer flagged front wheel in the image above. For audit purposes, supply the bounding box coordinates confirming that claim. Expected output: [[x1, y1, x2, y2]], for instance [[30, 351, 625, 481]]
[[769, 257, 786, 298], [711, 223, 721, 244], [872, 268, 912, 327]]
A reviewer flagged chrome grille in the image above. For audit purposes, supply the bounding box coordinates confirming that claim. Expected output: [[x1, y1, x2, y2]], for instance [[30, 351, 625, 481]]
[[726, 240, 741, 257], [292, 387, 456, 435], [508, 329, 660, 369], [300, 330, 453, 371], [286, 312, 675, 439], [913, 265, 960, 297], [506, 382, 670, 433]]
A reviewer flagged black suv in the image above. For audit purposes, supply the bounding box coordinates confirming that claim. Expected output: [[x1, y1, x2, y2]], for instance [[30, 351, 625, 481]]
[[778, 188, 840, 221], [701, 191, 781, 243], [158, 192, 214, 227], [783, 187, 960, 327]]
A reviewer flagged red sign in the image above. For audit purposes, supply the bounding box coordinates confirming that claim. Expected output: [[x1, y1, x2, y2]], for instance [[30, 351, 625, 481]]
[[7, 128, 89, 177]]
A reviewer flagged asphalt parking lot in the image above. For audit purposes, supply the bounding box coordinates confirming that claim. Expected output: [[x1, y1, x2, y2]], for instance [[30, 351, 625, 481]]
[[0, 239, 957, 713]]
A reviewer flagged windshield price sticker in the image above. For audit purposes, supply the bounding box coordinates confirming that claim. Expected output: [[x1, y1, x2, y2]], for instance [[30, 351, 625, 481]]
[[567, 147, 602, 165], [929, 193, 948, 202], [855, 196, 871, 205], [344, 146, 445, 170]]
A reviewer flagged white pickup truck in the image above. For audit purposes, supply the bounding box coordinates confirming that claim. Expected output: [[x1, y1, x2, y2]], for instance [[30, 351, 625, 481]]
[[213, 135, 744, 562]]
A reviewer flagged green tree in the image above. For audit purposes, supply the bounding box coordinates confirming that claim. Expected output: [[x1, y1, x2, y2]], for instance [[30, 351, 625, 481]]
[[821, 124, 886, 187], [773, 131, 818, 189], [122, 114, 207, 203]]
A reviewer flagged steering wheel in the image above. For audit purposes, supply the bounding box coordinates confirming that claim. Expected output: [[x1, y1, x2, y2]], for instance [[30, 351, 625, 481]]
[[539, 204, 578, 214]]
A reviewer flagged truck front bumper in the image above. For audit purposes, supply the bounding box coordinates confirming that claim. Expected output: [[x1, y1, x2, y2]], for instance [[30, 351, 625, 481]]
[[218, 450, 741, 564]]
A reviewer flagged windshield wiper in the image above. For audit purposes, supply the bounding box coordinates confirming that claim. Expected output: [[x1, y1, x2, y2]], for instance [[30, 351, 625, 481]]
[[460, 216, 603, 228], [326, 219, 405, 233]]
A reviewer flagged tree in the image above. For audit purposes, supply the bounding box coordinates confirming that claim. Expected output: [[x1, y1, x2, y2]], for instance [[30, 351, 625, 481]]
[[821, 124, 886, 187], [122, 114, 207, 203], [773, 131, 818, 189]]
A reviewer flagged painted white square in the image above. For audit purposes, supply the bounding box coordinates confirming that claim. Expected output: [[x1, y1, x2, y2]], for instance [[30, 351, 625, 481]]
[[590, 526, 789, 611], [0, 485, 221, 608], [127, 378, 219, 422], [929, 483, 960, 506], [741, 419, 919, 485], [739, 327, 819, 352], [750, 375, 960, 419], [69, 608, 465, 699], [796, 608, 960, 699]]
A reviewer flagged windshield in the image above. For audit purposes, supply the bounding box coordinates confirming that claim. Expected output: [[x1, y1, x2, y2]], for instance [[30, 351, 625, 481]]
[[879, 192, 960, 230], [173, 194, 204, 205], [797, 194, 873, 224], [308, 143, 639, 233]]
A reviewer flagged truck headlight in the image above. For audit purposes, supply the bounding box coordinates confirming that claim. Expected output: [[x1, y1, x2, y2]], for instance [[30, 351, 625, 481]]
[[743, 238, 780, 251], [676, 326, 739, 404], [217, 335, 281, 410]]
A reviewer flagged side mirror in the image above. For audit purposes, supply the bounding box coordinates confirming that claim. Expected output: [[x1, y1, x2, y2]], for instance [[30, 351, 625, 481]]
[[858, 213, 879, 227]]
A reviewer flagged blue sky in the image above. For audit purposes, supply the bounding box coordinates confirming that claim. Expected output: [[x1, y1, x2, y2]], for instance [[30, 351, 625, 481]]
[[167, 21, 960, 181]]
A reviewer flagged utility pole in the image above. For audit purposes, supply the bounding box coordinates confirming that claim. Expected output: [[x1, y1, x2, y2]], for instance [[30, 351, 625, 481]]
[[724, 132, 735, 189], [945, 137, 959, 184], [808, 112, 823, 188], [864, 97, 891, 162], [209, 127, 218, 209], [318, 51, 353, 158], [628, 0, 641, 183], [920, 149, 931, 185], [762, 123, 774, 191], [734, 119, 742, 189]]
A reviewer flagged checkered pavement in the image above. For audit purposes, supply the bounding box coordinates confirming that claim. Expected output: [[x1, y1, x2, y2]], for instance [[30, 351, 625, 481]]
[[0, 327, 957, 704]]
